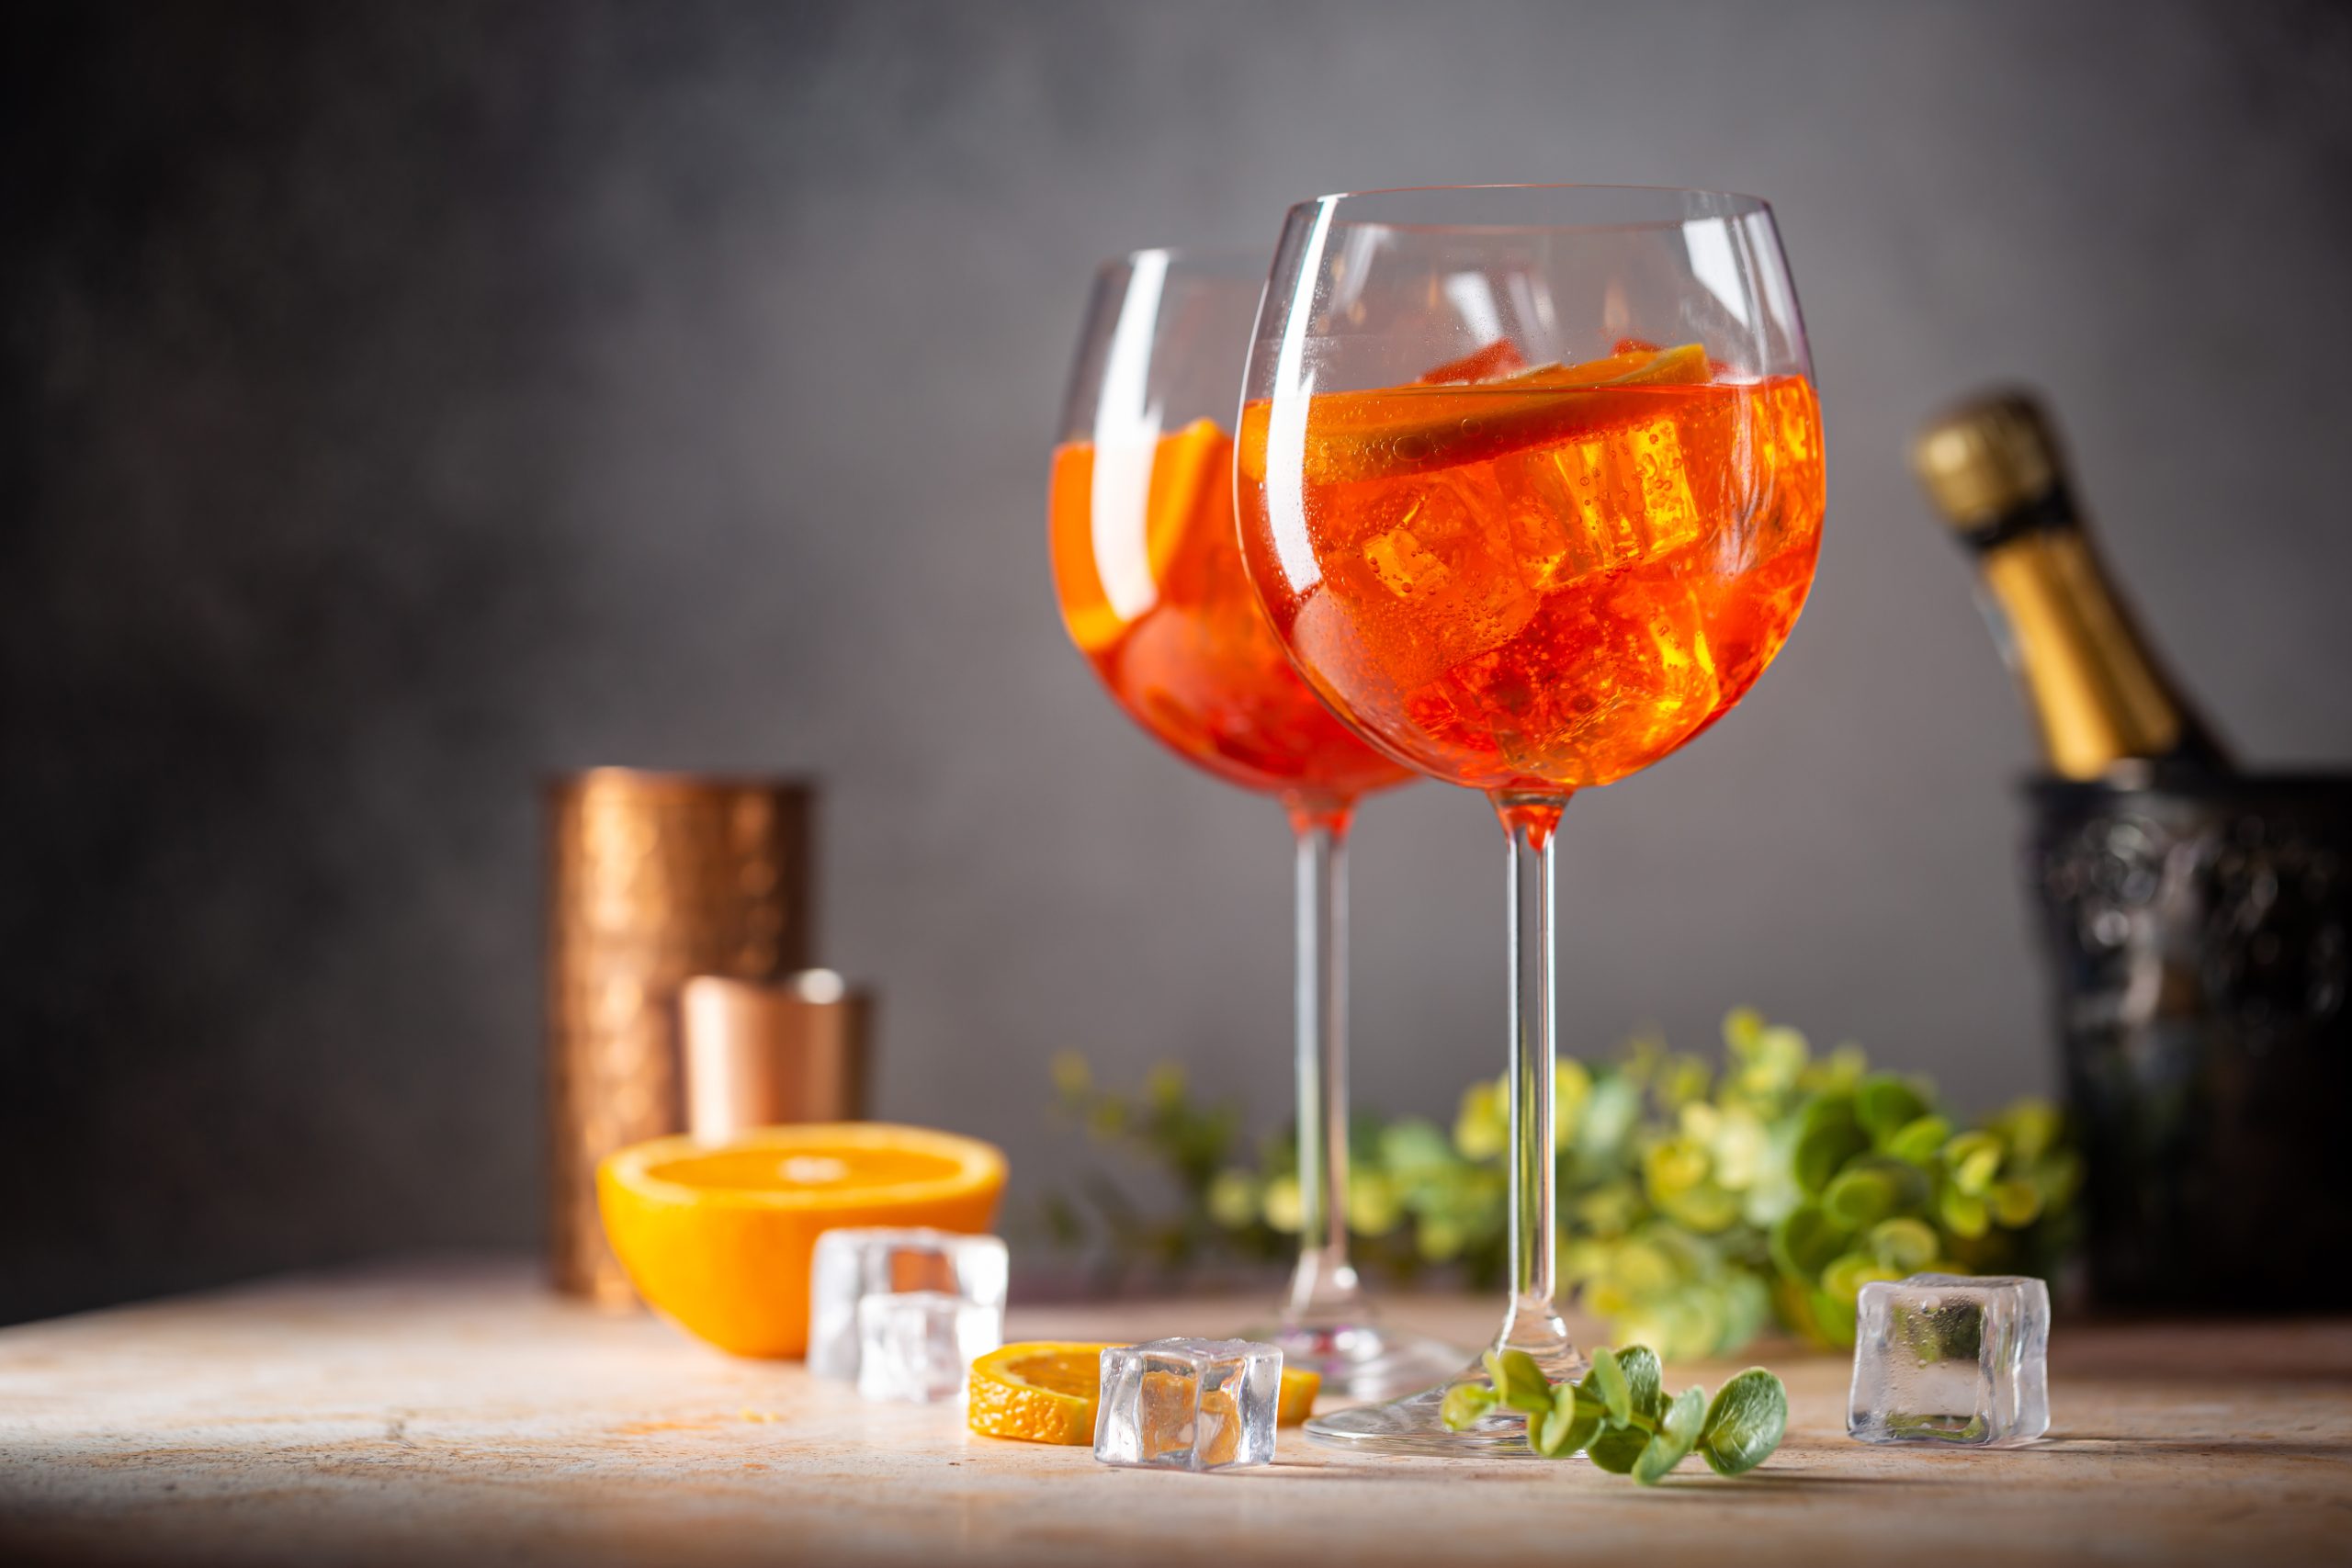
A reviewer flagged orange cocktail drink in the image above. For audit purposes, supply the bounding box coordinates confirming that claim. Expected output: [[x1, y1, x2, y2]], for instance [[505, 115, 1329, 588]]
[[1238, 343, 1824, 796]]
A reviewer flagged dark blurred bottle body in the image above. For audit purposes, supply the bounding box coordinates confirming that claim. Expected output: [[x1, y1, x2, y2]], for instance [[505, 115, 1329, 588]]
[[1917, 391, 2351, 1311]]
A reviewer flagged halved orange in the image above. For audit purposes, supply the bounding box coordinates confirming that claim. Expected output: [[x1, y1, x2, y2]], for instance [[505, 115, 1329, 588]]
[[598, 1123, 1006, 1359], [967, 1342, 1321, 1445]]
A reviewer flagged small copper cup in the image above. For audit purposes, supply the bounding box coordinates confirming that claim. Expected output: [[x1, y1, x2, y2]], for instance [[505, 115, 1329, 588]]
[[545, 769, 813, 1304], [679, 971, 874, 1140]]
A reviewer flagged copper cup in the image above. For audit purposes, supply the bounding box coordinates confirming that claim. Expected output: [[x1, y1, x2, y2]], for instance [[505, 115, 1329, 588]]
[[545, 769, 813, 1304], [679, 971, 873, 1140]]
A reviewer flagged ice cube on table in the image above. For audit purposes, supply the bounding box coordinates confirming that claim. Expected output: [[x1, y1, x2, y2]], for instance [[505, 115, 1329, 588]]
[[853, 1290, 1002, 1404], [1093, 1338, 1281, 1472], [808, 1227, 1008, 1382], [1849, 1273, 2051, 1447]]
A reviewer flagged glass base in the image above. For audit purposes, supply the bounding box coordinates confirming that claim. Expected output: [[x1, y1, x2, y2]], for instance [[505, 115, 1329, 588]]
[[1240, 1319, 1468, 1403], [1305, 1339, 1588, 1458]]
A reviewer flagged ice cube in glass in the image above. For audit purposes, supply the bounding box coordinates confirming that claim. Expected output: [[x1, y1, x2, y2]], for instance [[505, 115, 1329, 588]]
[[1093, 1338, 1281, 1472], [808, 1227, 1009, 1382], [853, 1290, 1002, 1404], [1849, 1273, 2050, 1447]]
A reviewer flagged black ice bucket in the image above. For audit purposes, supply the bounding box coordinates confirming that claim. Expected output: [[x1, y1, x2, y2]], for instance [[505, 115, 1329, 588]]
[[2027, 773, 2352, 1310]]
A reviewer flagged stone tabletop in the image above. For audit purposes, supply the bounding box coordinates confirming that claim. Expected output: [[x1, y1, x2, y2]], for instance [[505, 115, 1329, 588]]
[[2, 1260, 2346, 1566]]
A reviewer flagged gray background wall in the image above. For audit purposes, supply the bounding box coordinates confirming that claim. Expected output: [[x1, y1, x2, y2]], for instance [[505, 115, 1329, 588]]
[[6, 0, 2349, 1325]]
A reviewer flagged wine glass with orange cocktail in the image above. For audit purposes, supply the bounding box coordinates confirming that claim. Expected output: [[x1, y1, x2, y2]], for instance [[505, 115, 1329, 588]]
[[1236, 186, 1826, 1453], [1051, 248, 1462, 1396]]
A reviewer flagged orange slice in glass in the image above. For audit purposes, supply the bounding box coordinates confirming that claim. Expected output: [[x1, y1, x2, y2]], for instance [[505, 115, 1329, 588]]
[[1049, 420, 1232, 655], [1238, 341, 1713, 486], [597, 1123, 1006, 1359], [1144, 418, 1231, 585]]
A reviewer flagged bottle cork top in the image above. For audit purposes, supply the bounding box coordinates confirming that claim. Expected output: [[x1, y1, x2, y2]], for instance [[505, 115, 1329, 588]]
[[1911, 389, 2064, 528]]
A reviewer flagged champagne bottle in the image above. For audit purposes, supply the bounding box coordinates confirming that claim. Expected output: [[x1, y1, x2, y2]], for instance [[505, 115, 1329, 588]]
[[1912, 389, 2232, 781]]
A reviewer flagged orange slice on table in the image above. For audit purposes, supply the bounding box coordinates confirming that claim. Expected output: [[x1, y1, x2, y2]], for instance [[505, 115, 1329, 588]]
[[967, 1342, 1322, 1445], [1274, 1365, 1320, 1427], [1237, 341, 1713, 487], [967, 1343, 1121, 1445], [597, 1123, 1006, 1359]]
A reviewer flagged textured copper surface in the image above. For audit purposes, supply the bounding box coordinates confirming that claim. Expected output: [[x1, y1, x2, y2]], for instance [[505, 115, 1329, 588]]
[[545, 771, 812, 1303]]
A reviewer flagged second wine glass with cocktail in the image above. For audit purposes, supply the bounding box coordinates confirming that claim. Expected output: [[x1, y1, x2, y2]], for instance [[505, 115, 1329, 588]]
[[1051, 247, 1461, 1396]]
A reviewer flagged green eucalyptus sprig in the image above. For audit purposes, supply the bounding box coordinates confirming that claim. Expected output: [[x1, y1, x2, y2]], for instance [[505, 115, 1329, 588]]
[[1440, 1346, 1788, 1482], [1042, 1010, 2077, 1358]]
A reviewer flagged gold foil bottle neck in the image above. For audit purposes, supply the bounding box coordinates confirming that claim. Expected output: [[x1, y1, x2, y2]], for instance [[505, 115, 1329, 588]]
[[1911, 389, 2064, 529]]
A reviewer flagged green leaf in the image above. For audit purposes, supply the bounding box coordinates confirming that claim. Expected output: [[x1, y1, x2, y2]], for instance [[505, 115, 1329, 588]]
[[1884, 1113, 1952, 1166], [1644, 1137, 1710, 1197], [1204, 1168, 1259, 1229], [1939, 1185, 1990, 1239], [1532, 1388, 1600, 1458], [1748, 1024, 1811, 1089], [1995, 1098, 2062, 1161], [1441, 1382, 1498, 1431], [1453, 1079, 1509, 1161], [1808, 1286, 1858, 1345], [1856, 1075, 1930, 1143], [1821, 1249, 1903, 1303], [1484, 1348, 1553, 1416], [1657, 1181, 1743, 1235], [1586, 1419, 1651, 1473], [1825, 1156, 1928, 1229], [1770, 1201, 1849, 1282], [1793, 1096, 1870, 1194], [1989, 1179, 2042, 1227], [1612, 1345, 1665, 1421], [1699, 1370, 1789, 1476], [1586, 1347, 1633, 1426], [1377, 1118, 1456, 1177], [1822, 1167, 1896, 1228], [1634, 1387, 1708, 1484], [1868, 1216, 1939, 1271], [1944, 1132, 2003, 1194]]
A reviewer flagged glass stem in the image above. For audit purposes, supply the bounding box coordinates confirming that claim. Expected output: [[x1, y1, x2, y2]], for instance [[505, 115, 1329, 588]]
[[1492, 792, 1577, 1370], [1283, 796, 1366, 1328]]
